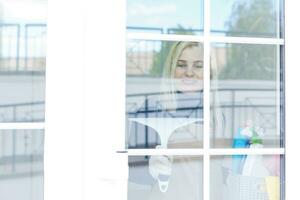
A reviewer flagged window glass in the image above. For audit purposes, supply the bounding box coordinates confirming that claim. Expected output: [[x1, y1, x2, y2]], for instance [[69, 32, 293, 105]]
[[125, 0, 285, 200], [128, 155, 203, 200], [211, 0, 282, 38], [210, 43, 281, 148], [127, 0, 204, 35], [211, 155, 283, 200], [0, 129, 44, 200], [0, 0, 47, 122], [126, 40, 204, 149]]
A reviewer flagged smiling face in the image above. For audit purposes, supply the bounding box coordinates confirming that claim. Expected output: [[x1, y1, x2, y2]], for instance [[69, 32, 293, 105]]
[[174, 45, 203, 92]]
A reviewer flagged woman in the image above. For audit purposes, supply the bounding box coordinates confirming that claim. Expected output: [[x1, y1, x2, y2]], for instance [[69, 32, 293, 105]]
[[147, 42, 204, 199], [127, 41, 205, 200]]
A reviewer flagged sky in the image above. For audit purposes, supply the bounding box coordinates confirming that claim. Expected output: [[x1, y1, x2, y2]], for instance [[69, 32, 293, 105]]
[[0, 0, 47, 24], [127, 0, 236, 33], [127, 0, 204, 32], [127, 0, 279, 34]]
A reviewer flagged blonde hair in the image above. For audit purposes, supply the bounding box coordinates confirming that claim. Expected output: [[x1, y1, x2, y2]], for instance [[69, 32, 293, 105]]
[[210, 48, 225, 136], [158, 41, 225, 135]]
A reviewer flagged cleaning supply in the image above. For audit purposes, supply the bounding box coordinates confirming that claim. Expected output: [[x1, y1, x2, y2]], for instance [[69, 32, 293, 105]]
[[232, 128, 250, 173], [242, 128, 269, 177], [264, 155, 280, 176], [265, 176, 280, 200], [149, 146, 173, 193]]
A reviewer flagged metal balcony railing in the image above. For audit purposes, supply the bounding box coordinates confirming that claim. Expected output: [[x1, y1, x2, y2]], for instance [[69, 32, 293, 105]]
[[0, 101, 45, 179], [0, 129, 44, 179], [126, 88, 278, 148]]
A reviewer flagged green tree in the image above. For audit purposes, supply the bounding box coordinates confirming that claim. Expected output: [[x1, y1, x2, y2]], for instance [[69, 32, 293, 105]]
[[218, 0, 278, 80], [150, 25, 196, 76]]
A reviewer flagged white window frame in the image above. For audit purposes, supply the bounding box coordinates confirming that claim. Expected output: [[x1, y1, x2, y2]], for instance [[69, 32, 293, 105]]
[[44, 0, 300, 200], [124, 1, 285, 199]]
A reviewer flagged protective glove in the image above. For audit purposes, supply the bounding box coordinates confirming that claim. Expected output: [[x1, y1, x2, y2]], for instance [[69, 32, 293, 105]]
[[148, 145, 173, 192]]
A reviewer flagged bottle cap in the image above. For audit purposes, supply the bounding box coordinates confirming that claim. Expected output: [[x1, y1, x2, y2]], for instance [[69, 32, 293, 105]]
[[251, 135, 263, 145]]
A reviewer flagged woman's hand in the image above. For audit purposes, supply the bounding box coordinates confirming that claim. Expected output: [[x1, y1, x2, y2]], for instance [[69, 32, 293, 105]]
[[148, 145, 173, 180], [148, 145, 173, 192]]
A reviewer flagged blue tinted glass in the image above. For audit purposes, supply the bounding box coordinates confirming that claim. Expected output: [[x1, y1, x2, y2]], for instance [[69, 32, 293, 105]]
[[0, 0, 47, 122], [211, 155, 283, 200], [126, 40, 204, 149], [127, 0, 204, 35], [210, 43, 282, 148], [0, 129, 44, 200], [128, 155, 203, 200], [211, 0, 283, 38]]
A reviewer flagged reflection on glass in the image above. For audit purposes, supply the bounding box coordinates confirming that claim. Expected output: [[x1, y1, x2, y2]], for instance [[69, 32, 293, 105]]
[[0, 129, 44, 200], [211, 0, 282, 38], [126, 40, 203, 149], [128, 155, 203, 200], [211, 155, 282, 200], [127, 0, 204, 35], [0, 74, 45, 122], [210, 43, 281, 148], [0, 0, 47, 122]]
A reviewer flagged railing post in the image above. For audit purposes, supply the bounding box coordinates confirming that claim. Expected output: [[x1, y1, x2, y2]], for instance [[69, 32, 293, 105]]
[[231, 90, 235, 139], [134, 110, 138, 148], [144, 96, 149, 148], [16, 24, 20, 71], [212, 90, 216, 147], [12, 106, 17, 172], [25, 24, 28, 70]]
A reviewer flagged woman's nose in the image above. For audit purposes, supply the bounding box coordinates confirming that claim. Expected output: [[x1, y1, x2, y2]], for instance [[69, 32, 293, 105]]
[[185, 66, 194, 77]]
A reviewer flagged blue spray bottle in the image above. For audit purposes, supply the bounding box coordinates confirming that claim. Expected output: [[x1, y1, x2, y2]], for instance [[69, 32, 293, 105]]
[[232, 128, 250, 174]]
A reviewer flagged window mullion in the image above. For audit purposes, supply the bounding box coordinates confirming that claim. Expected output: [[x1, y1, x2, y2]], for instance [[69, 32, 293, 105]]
[[125, 148, 285, 156], [0, 122, 45, 129], [203, 0, 211, 200], [127, 33, 284, 45]]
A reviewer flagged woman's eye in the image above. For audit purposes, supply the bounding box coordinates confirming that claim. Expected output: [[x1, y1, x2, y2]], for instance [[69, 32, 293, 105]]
[[177, 64, 187, 68], [194, 62, 203, 68], [194, 64, 203, 69]]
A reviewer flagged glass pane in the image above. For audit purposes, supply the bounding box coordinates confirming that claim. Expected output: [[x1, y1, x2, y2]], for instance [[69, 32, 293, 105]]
[[211, 155, 283, 200], [0, 0, 47, 122], [0, 129, 44, 200], [211, 0, 283, 38], [126, 40, 203, 149], [127, 0, 204, 35], [128, 155, 203, 200], [210, 43, 282, 148]]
